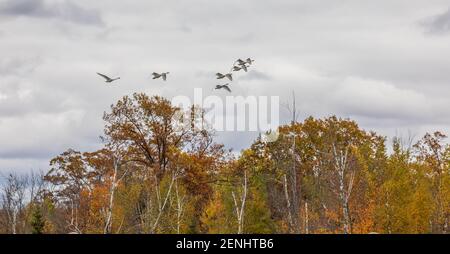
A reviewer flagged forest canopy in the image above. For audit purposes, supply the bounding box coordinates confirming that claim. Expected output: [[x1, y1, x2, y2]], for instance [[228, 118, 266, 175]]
[[1, 93, 449, 234]]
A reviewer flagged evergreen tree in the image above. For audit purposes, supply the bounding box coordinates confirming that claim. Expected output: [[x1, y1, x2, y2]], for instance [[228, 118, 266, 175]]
[[30, 206, 46, 234]]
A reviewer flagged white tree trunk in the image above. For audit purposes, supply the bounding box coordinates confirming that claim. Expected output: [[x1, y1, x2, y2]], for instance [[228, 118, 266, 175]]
[[304, 201, 309, 234], [283, 174, 293, 230], [232, 171, 248, 234], [174, 180, 185, 234], [150, 171, 176, 233], [12, 211, 17, 234], [332, 144, 354, 234], [104, 158, 120, 234]]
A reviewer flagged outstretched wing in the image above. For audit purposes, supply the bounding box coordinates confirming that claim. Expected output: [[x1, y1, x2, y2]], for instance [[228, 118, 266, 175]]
[[226, 74, 233, 81], [241, 65, 248, 72], [216, 73, 224, 79], [162, 74, 167, 81], [223, 85, 231, 92], [97, 72, 111, 80]]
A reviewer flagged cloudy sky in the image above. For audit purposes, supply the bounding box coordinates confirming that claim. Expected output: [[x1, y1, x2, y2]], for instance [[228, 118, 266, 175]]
[[1, 0, 450, 173]]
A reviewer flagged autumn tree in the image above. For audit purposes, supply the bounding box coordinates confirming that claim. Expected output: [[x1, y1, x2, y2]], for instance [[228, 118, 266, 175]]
[[44, 149, 95, 233], [14, 92, 445, 235], [414, 132, 450, 233], [201, 149, 275, 234]]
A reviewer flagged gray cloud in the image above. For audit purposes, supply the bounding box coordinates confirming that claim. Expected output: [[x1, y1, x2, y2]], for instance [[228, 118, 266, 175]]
[[0, 0, 103, 25], [421, 8, 450, 34], [0, 57, 41, 76], [238, 70, 272, 81], [1, 0, 450, 173]]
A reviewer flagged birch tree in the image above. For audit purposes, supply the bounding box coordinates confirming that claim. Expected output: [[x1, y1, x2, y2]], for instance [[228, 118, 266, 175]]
[[231, 170, 248, 234], [331, 143, 355, 234], [1, 174, 27, 234]]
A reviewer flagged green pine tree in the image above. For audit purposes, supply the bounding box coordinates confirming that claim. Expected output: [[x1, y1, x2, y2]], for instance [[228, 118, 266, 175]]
[[30, 207, 46, 234]]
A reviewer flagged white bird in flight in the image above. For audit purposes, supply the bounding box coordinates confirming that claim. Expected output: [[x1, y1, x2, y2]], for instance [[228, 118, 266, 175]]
[[232, 66, 242, 72], [215, 83, 232, 92], [152, 72, 170, 81], [97, 72, 120, 83], [236, 59, 246, 66], [216, 72, 233, 81], [233, 58, 252, 72]]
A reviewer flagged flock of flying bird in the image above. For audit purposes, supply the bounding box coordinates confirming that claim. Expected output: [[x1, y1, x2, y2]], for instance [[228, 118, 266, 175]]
[[96, 57, 255, 93]]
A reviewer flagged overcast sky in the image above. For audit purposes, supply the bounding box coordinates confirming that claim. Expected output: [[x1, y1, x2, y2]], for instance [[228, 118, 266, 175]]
[[1, 0, 450, 173]]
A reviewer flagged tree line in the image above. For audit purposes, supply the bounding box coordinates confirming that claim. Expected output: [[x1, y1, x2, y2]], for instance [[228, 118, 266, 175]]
[[1, 93, 449, 234]]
